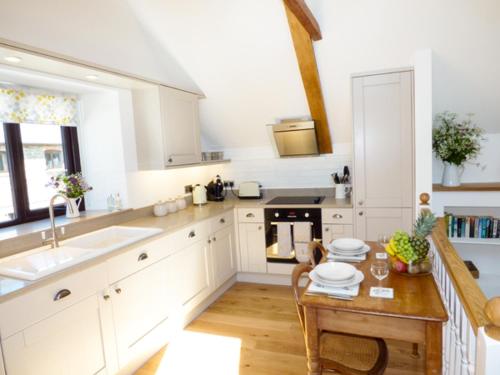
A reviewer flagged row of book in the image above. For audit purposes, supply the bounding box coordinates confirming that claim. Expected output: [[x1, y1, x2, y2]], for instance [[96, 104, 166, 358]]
[[445, 214, 500, 239]]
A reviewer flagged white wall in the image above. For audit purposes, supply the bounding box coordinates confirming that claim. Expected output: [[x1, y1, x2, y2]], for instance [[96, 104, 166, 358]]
[[0, 0, 201, 94], [79, 91, 129, 209]]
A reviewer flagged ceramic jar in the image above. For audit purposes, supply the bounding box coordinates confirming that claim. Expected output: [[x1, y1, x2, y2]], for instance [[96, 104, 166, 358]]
[[167, 199, 178, 213], [176, 196, 186, 210], [153, 201, 168, 217]]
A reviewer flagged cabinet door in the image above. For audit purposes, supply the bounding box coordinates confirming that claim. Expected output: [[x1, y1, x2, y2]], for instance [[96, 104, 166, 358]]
[[355, 208, 413, 241], [2, 295, 107, 375], [167, 240, 212, 310], [322, 224, 354, 245], [160, 86, 201, 166], [353, 71, 414, 209], [211, 226, 236, 289], [238, 223, 267, 273], [111, 258, 171, 367]]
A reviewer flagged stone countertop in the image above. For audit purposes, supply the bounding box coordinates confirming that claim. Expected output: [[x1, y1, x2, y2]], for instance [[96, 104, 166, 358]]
[[0, 196, 352, 301]]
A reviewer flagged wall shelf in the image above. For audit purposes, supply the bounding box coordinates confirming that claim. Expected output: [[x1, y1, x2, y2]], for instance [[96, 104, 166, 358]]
[[433, 182, 500, 192], [164, 159, 231, 170], [450, 237, 500, 246]]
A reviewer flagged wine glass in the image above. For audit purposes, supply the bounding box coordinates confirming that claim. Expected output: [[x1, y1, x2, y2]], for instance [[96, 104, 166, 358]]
[[377, 234, 390, 248], [370, 261, 389, 283]]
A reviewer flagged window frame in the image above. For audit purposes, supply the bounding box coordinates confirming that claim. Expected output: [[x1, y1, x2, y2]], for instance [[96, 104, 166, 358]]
[[0, 122, 84, 228]]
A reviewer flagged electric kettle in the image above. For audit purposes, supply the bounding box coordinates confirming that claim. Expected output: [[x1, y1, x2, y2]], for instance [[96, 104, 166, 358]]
[[192, 184, 207, 205]]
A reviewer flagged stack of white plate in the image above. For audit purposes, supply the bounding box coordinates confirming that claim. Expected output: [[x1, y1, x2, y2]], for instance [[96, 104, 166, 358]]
[[309, 262, 364, 288], [326, 238, 371, 259]]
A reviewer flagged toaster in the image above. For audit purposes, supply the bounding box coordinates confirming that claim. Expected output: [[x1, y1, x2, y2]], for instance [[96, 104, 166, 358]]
[[238, 182, 262, 199]]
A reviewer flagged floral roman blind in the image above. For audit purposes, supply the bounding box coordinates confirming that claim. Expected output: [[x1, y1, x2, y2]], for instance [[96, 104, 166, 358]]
[[0, 85, 79, 126]]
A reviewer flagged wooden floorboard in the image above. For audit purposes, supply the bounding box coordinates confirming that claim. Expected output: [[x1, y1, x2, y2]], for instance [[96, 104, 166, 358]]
[[136, 282, 424, 375]]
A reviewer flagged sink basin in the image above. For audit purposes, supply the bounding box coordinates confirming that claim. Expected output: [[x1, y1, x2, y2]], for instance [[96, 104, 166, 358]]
[[0, 226, 163, 281]]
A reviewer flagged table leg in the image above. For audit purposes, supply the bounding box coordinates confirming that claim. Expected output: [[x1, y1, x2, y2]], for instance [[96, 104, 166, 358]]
[[304, 306, 321, 375], [425, 321, 442, 375]]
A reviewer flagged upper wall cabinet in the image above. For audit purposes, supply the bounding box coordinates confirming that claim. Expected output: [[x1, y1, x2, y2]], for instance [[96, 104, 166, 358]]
[[132, 85, 201, 169]]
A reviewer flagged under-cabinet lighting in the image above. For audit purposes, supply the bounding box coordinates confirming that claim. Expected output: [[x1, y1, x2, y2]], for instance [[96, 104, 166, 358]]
[[85, 74, 99, 81], [3, 56, 22, 63]]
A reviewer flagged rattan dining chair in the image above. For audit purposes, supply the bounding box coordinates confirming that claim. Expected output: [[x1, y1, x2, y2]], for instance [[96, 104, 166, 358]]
[[293, 244, 388, 374]]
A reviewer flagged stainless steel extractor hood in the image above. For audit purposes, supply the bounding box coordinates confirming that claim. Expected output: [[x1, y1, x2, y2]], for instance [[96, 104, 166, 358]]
[[269, 120, 319, 157]]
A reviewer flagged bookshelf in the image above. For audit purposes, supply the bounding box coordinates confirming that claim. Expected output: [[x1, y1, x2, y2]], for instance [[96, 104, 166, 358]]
[[450, 238, 500, 246]]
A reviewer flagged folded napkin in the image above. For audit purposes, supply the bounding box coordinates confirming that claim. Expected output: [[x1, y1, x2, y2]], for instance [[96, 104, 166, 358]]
[[306, 281, 360, 297], [327, 254, 367, 262]]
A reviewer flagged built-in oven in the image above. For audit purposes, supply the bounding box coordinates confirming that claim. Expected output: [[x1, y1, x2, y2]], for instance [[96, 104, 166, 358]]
[[265, 207, 322, 264]]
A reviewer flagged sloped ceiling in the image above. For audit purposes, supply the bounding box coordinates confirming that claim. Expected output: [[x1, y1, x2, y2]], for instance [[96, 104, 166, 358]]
[[126, 0, 310, 150], [128, 0, 500, 154]]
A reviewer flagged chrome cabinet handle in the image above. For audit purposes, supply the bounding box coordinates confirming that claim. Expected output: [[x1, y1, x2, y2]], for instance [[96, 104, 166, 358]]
[[258, 226, 262, 230], [208, 239, 211, 244], [332, 214, 343, 219], [246, 213, 255, 218], [189, 231, 196, 238], [219, 218, 225, 224], [168, 157, 173, 163], [54, 289, 71, 301], [115, 288, 122, 294], [358, 200, 364, 205], [103, 294, 110, 301], [358, 211, 364, 216], [212, 237, 217, 242], [138, 252, 148, 262], [325, 227, 330, 232]]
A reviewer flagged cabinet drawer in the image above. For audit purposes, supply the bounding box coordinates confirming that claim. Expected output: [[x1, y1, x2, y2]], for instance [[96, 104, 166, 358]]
[[209, 210, 234, 233], [167, 221, 209, 253], [107, 234, 171, 284], [322, 208, 353, 224], [237, 208, 264, 223], [0, 264, 107, 339]]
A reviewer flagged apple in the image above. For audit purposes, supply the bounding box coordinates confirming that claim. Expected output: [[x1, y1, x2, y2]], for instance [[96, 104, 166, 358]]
[[394, 259, 408, 273]]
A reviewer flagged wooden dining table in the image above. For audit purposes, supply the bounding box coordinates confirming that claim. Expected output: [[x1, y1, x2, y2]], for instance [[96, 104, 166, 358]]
[[301, 242, 448, 375]]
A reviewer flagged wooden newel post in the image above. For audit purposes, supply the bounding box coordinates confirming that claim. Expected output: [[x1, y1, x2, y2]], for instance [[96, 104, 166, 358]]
[[485, 297, 500, 341], [419, 192, 430, 206]]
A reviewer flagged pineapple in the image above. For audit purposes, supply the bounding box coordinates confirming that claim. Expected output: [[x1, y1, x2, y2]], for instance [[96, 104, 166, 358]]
[[410, 211, 437, 261]]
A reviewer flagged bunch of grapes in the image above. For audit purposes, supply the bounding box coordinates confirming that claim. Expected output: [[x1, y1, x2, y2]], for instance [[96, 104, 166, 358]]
[[392, 230, 417, 262]]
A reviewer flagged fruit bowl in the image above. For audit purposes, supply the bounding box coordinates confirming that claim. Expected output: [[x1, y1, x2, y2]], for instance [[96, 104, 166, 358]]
[[389, 256, 432, 276], [385, 211, 437, 276]]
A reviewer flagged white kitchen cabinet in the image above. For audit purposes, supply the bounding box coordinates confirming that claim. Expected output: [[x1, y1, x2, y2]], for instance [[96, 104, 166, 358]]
[[238, 223, 267, 273], [167, 239, 212, 312], [352, 70, 414, 239], [2, 294, 109, 375], [132, 85, 201, 169], [210, 225, 236, 289], [353, 70, 414, 209], [355, 208, 413, 241], [110, 257, 171, 368], [322, 224, 354, 245]]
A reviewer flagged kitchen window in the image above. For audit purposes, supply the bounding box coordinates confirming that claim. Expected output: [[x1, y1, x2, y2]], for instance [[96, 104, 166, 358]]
[[0, 122, 82, 227]]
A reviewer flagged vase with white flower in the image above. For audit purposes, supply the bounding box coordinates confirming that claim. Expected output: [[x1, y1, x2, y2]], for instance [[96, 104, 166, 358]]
[[432, 112, 484, 187], [47, 173, 93, 218]]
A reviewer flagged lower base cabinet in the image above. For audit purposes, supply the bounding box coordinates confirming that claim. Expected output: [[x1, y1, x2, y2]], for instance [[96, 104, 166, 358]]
[[110, 257, 171, 368], [238, 223, 266, 273], [211, 226, 236, 289], [2, 294, 108, 375], [322, 224, 354, 244], [355, 207, 413, 241]]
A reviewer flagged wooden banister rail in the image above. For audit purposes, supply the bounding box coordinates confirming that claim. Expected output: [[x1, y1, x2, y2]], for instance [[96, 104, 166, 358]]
[[431, 218, 489, 333], [485, 297, 500, 340]]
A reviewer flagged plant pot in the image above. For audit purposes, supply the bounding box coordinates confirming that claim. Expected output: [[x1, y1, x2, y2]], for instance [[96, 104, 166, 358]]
[[66, 197, 82, 218], [442, 162, 463, 187]]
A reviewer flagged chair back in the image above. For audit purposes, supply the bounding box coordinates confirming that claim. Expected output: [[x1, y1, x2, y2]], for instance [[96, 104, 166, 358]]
[[291, 263, 313, 332], [308, 241, 328, 266]]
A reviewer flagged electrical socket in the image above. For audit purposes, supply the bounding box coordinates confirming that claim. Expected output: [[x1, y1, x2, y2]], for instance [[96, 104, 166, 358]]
[[223, 180, 234, 188], [185, 185, 193, 193]]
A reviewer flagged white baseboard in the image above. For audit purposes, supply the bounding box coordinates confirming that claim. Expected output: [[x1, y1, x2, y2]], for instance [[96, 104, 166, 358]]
[[236, 272, 292, 286]]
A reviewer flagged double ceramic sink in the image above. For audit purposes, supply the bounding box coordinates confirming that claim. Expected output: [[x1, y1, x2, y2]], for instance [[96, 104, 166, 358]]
[[0, 226, 163, 281]]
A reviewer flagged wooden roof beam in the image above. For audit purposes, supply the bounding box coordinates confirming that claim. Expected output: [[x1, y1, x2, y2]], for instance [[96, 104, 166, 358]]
[[283, 0, 322, 41]]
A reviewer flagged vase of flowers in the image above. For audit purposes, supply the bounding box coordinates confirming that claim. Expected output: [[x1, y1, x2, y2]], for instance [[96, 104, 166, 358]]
[[432, 112, 484, 187], [47, 173, 93, 218]]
